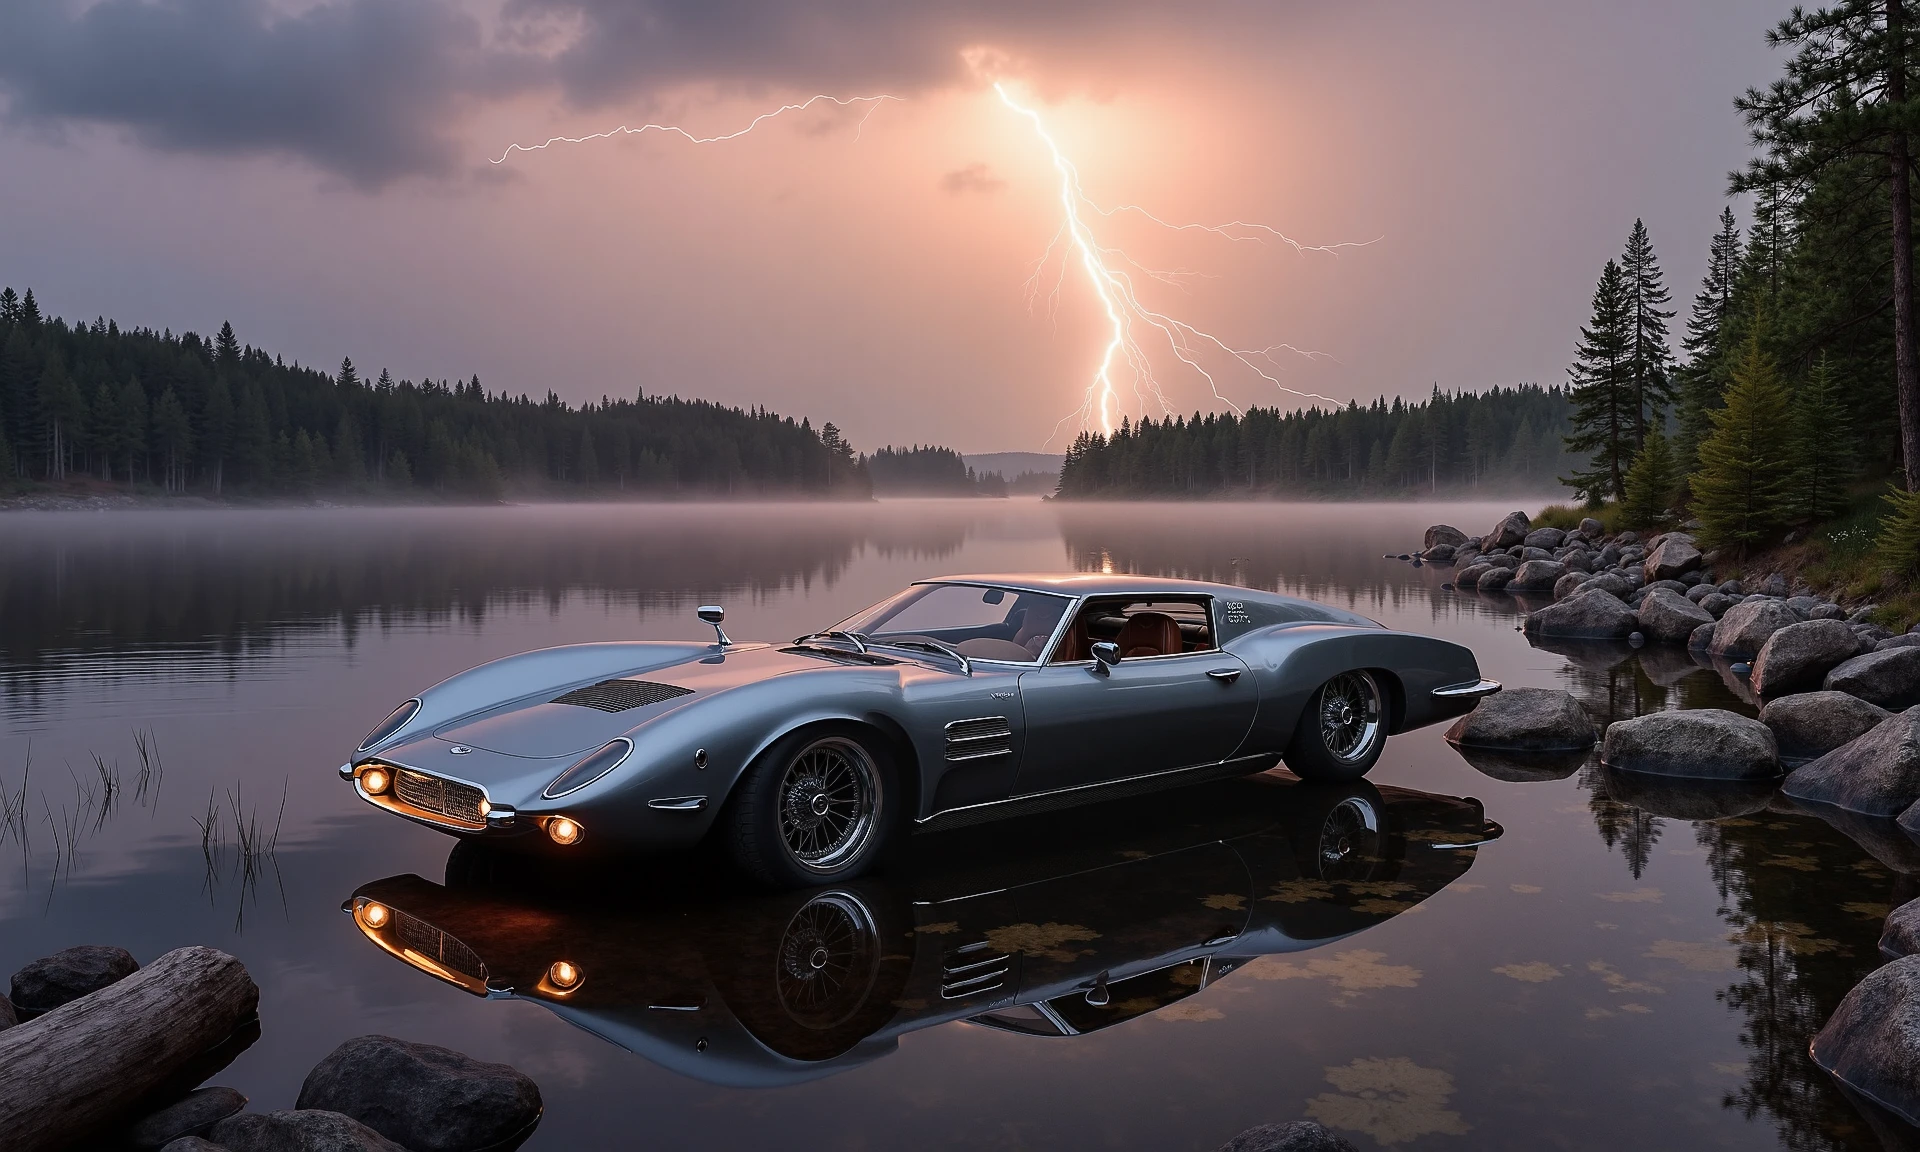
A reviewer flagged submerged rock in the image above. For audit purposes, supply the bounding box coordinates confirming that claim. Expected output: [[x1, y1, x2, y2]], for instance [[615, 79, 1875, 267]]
[[1752, 620, 1872, 698], [209, 1110, 407, 1152], [1636, 588, 1713, 644], [1784, 707, 1920, 817], [297, 1035, 543, 1152], [127, 1087, 249, 1151], [1811, 955, 1920, 1127], [1760, 692, 1892, 762], [1216, 1122, 1359, 1152], [1710, 599, 1803, 661], [1883, 899, 1920, 960], [9, 944, 139, 1018], [1523, 586, 1638, 640], [1599, 767, 1775, 820], [1600, 709, 1779, 780], [1450, 744, 1591, 783], [1827, 647, 1920, 710], [1444, 688, 1596, 752]]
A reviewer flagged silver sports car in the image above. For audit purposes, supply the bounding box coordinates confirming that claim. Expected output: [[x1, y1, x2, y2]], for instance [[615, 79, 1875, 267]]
[[341, 573, 1498, 886]]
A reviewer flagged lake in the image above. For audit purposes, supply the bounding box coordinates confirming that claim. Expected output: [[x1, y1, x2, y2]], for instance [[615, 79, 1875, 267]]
[[0, 500, 1900, 1151]]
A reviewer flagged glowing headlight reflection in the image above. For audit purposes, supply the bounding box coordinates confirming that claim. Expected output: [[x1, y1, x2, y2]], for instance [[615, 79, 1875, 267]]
[[547, 818, 583, 847], [360, 767, 391, 795]]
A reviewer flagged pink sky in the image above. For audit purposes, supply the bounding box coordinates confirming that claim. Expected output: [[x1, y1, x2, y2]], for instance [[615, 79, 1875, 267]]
[[0, 0, 1785, 453]]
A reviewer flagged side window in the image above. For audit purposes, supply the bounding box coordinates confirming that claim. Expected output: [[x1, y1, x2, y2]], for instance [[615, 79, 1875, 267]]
[[1050, 598, 1217, 662]]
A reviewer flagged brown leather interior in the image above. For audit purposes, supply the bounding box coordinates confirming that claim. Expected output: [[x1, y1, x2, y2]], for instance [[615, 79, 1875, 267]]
[[1013, 615, 1055, 658], [1114, 611, 1182, 658]]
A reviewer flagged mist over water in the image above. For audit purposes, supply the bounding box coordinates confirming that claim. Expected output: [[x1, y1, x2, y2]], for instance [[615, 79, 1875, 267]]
[[0, 500, 1897, 1150]]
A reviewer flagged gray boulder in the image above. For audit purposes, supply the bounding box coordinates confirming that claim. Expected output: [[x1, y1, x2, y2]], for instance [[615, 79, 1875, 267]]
[[1783, 707, 1920, 816], [1553, 571, 1589, 601], [1422, 543, 1456, 562], [1883, 899, 1920, 960], [1453, 563, 1492, 589], [1484, 553, 1520, 569], [1760, 692, 1893, 762], [1216, 1122, 1359, 1152], [1642, 536, 1702, 583], [1686, 584, 1714, 602], [1636, 588, 1713, 644], [128, 1087, 250, 1151], [1423, 524, 1468, 550], [1580, 516, 1605, 536], [1443, 688, 1596, 752], [1586, 571, 1634, 600], [1563, 550, 1594, 573], [1510, 559, 1566, 591], [1699, 592, 1738, 619], [1523, 527, 1566, 549], [0, 993, 14, 1031], [1786, 595, 1824, 616], [1689, 621, 1718, 651], [1478, 566, 1515, 592], [1523, 586, 1638, 640], [1710, 599, 1803, 660], [1601, 709, 1779, 779], [158, 1139, 228, 1152], [1810, 955, 1920, 1127], [297, 1035, 543, 1152], [209, 1110, 406, 1152], [1752, 620, 1871, 698], [10, 944, 139, 1018], [1485, 510, 1531, 550], [1760, 573, 1791, 597], [1858, 623, 1898, 644], [1520, 546, 1557, 563], [1880, 634, 1920, 652], [1809, 603, 1846, 620], [1827, 647, 1920, 710]]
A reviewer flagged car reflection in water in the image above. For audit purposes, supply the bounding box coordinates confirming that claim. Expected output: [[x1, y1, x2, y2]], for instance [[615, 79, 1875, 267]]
[[344, 772, 1500, 1087]]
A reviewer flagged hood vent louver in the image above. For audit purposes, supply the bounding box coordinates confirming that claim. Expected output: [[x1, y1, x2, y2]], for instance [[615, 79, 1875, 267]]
[[552, 679, 693, 713], [945, 716, 1013, 762]]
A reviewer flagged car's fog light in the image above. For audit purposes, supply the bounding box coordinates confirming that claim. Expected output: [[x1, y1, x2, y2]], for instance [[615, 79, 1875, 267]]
[[362, 902, 391, 928], [548, 961, 582, 990], [547, 817, 583, 846], [361, 767, 391, 795]]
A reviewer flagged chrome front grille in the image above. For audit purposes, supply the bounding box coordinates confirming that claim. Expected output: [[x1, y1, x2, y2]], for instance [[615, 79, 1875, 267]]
[[393, 908, 487, 984], [393, 769, 486, 825], [945, 716, 1013, 762], [552, 679, 693, 712], [941, 941, 1013, 999]]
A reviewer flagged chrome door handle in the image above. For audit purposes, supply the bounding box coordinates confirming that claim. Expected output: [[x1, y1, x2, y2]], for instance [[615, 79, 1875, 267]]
[[1206, 668, 1241, 683]]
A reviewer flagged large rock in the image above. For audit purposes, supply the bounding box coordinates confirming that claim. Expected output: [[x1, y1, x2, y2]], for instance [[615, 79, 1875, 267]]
[[1600, 709, 1779, 780], [1579, 516, 1605, 536], [1452, 562, 1492, 588], [1422, 543, 1456, 562], [297, 1035, 543, 1152], [0, 994, 14, 1032], [1484, 510, 1531, 550], [1752, 620, 1871, 698], [158, 1139, 228, 1152], [1553, 571, 1589, 600], [1642, 536, 1702, 583], [1783, 707, 1920, 816], [127, 1087, 249, 1150], [1216, 1122, 1359, 1152], [1827, 647, 1920, 710], [1523, 527, 1566, 550], [1444, 688, 1595, 752], [1509, 559, 1565, 591], [1688, 621, 1718, 651], [1884, 899, 1920, 960], [1523, 586, 1637, 640], [1710, 599, 1803, 660], [1423, 524, 1467, 550], [1760, 692, 1892, 762], [9, 944, 139, 1019], [1698, 592, 1738, 619], [1477, 566, 1515, 592], [1810, 954, 1920, 1126], [1636, 588, 1713, 644], [1880, 633, 1920, 652], [209, 1110, 407, 1152], [1586, 571, 1633, 600]]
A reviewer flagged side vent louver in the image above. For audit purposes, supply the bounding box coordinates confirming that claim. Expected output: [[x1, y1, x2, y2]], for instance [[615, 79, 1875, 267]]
[[552, 679, 693, 713], [945, 716, 1013, 762], [941, 940, 1013, 1000]]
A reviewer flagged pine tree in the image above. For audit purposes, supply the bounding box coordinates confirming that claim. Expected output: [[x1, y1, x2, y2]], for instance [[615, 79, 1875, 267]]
[[386, 450, 413, 487], [0, 288, 17, 326], [1621, 219, 1676, 444], [114, 377, 148, 485], [577, 426, 599, 483], [1675, 207, 1742, 470], [215, 321, 240, 367], [1691, 320, 1795, 553], [1787, 353, 1855, 523], [152, 388, 192, 493], [201, 375, 233, 493], [1879, 484, 1920, 573], [337, 357, 359, 390], [1621, 427, 1679, 529], [1563, 260, 1635, 501]]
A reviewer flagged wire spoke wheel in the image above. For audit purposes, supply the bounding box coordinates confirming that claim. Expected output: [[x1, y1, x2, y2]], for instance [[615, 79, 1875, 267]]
[[775, 891, 881, 1030], [776, 736, 880, 873], [1318, 671, 1384, 763], [1316, 797, 1383, 879]]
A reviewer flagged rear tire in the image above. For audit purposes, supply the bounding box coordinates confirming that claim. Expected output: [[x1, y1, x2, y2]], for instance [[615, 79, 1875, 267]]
[[1284, 670, 1387, 783], [728, 725, 897, 888]]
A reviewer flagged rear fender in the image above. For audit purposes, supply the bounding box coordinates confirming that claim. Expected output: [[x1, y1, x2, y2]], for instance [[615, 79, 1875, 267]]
[[1232, 625, 1484, 751]]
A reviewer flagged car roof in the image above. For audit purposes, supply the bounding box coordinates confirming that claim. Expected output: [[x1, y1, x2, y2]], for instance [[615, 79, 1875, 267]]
[[921, 573, 1247, 598]]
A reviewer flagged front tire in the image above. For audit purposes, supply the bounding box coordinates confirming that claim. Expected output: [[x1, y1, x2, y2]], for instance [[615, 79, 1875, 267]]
[[727, 726, 896, 888], [1285, 670, 1387, 782]]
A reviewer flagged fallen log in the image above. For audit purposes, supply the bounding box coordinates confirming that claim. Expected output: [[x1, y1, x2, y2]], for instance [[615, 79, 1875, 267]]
[[0, 946, 259, 1152]]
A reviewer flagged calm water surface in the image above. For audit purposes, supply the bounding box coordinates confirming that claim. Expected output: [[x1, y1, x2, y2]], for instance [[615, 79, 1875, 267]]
[[0, 501, 1903, 1150]]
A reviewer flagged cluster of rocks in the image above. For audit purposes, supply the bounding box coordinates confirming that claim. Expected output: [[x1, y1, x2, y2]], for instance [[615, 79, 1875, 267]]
[[1215, 1120, 1357, 1151], [0, 945, 540, 1152]]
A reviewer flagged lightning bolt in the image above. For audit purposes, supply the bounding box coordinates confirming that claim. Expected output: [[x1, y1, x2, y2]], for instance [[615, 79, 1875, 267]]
[[993, 83, 1353, 439], [490, 93, 900, 165]]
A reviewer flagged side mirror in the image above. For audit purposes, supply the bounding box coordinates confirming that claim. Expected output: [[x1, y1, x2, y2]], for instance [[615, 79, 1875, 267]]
[[1090, 641, 1122, 671], [697, 605, 731, 648]]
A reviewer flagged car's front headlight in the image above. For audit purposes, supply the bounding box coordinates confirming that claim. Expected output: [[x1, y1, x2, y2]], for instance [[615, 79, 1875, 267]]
[[358, 699, 421, 753], [543, 739, 633, 799]]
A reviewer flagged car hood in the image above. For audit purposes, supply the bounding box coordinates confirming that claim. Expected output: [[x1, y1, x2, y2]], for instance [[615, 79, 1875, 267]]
[[428, 642, 870, 760]]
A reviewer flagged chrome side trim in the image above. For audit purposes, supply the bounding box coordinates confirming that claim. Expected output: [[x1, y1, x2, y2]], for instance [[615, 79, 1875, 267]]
[[647, 795, 708, 811], [1432, 679, 1501, 699], [915, 752, 1277, 832]]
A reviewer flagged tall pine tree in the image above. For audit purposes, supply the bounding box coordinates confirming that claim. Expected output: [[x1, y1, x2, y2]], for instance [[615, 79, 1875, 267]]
[[1675, 207, 1742, 471], [1621, 427, 1679, 529], [1691, 317, 1794, 553], [1787, 352, 1855, 523], [1621, 219, 1676, 444], [1564, 259, 1635, 501]]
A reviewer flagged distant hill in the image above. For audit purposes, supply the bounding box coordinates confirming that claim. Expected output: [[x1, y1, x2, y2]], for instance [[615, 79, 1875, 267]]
[[963, 452, 1064, 479]]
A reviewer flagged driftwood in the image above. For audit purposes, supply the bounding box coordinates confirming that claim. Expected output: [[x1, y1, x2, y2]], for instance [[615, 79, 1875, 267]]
[[0, 946, 259, 1152]]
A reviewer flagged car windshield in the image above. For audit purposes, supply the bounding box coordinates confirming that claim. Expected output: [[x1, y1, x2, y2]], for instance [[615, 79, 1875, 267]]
[[832, 583, 1073, 663]]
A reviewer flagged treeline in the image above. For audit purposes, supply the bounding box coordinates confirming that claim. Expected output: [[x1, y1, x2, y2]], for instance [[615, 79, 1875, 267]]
[[1055, 385, 1576, 498], [1559, 2, 1920, 570], [864, 445, 1055, 497], [0, 290, 874, 500]]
